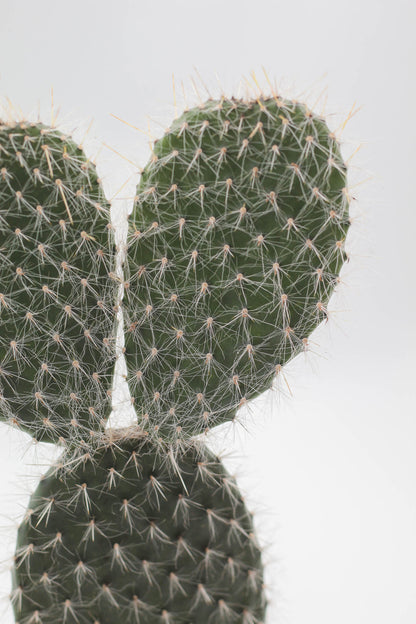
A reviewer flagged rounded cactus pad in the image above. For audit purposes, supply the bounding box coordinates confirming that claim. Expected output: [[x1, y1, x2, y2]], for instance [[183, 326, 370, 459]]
[[0, 121, 116, 444], [12, 430, 266, 624], [124, 96, 350, 438]]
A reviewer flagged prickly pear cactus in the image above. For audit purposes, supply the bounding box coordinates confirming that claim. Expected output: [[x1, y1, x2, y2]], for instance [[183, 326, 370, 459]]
[[0, 121, 116, 444], [12, 430, 266, 624], [124, 96, 350, 439], [1, 87, 352, 624]]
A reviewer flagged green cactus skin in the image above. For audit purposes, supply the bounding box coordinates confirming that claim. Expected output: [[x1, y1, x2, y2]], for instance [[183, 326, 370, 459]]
[[124, 96, 350, 439], [12, 430, 266, 624], [0, 121, 116, 444]]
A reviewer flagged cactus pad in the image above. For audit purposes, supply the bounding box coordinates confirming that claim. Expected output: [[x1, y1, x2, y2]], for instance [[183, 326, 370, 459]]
[[13, 430, 266, 623], [0, 121, 116, 444], [124, 96, 350, 438]]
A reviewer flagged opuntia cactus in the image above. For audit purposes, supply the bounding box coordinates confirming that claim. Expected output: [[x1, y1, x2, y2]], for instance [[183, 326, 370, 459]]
[[1, 86, 351, 624]]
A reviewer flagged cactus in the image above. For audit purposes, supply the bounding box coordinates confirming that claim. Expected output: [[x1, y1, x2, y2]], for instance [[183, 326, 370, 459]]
[[0, 120, 116, 444], [1, 86, 351, 624], [12, 429, 266, 624], [124, 95, 350, 439]]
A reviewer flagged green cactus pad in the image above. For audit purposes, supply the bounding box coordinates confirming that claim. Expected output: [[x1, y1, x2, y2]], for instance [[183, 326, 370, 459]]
[[12, 430, 266, 624], [124, 96, 350, 438], [0, 121, 116, 444]]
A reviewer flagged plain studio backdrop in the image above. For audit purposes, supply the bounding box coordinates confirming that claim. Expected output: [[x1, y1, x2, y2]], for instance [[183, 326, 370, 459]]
[[0, 0, 415, 622]]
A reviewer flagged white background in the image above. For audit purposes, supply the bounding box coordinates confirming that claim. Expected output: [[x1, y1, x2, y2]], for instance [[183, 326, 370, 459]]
[[1, 0, 416, 622]]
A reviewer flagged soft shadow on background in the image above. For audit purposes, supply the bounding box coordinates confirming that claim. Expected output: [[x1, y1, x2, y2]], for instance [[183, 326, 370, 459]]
[[0, 1, 415, 622]]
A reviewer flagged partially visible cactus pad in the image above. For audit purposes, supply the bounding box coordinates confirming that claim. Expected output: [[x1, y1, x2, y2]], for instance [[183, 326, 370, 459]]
[[13, 430, 266, 624], [124, 96, 350, 438], [0, 121, 116, 444]]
